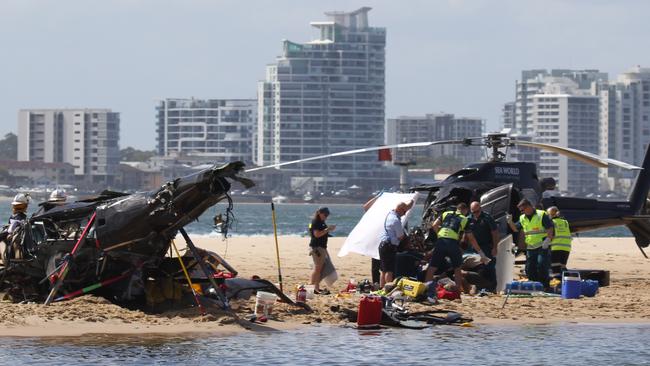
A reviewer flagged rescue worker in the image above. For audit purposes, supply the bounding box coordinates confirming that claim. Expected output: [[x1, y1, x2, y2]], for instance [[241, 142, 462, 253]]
[[425, 202, 488, 293], [8, 193, 30, 236], [507, 198, 554, 288], [48, 188, 67, 204], [378, 199, 415, 288], [35, 188, 68, 216], [2, 193, 31, 261], [467, 201, 500, 291], [547, 206, 572, 276]]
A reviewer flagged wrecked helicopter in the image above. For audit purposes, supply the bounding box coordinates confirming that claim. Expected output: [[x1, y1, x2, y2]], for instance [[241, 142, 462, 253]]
[[0, 162, 306, 312]]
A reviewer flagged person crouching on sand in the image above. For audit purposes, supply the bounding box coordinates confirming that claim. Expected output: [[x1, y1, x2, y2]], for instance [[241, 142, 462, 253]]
[[309, 207, 336, 294]]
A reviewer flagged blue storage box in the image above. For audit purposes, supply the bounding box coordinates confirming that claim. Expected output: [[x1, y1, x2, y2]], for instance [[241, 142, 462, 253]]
[[506, 281, 544, 294], [581, 279, 599, 297]]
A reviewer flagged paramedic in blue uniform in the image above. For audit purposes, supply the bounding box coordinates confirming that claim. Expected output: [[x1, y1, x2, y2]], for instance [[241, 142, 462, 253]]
[[467, 201, 500, 291]]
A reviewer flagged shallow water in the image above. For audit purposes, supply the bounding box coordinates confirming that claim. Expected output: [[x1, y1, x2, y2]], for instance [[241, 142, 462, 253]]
[[2, 323, 649, 365]]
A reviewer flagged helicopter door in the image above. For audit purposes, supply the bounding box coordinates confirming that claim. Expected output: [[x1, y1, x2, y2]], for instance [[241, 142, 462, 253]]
[[479, 183, 514, 225], [481, 184, 517, 292]]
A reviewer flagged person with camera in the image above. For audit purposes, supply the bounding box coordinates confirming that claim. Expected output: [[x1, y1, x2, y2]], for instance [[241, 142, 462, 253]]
[[309, 207, 336, 294], [378, 200, 414, 287]]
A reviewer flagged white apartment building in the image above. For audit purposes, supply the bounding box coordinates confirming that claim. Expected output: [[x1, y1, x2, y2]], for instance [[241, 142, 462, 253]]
[[505, 70, 607, 194], [512, 70, 607, 135], [386, 114, 484, 166], [257, 7, 385, 186], [17, 109, 120, 184], [531, 93, 600, 194], [156, 98, 257, 164], [599, 66, 650, 190]]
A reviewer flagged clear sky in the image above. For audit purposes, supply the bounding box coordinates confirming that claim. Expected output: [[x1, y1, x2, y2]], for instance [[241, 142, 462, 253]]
[[0, 0, 648, 150]]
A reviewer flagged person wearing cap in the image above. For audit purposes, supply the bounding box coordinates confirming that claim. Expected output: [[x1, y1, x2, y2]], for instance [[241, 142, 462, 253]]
[[309, 207, 336, 294], [378, 199, 414, 287], [547, 206, 572, 276]]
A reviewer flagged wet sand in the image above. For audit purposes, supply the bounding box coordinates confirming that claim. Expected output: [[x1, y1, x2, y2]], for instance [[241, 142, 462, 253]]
[[0, 236, 648, 336]]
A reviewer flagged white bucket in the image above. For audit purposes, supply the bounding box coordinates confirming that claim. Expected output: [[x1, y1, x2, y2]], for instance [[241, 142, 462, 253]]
[[255, 291, 277, 317], [305, 285, 315, 299]]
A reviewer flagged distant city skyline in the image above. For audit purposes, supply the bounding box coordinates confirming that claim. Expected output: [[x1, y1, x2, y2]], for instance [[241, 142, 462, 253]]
[[1, 0, 649, 150]]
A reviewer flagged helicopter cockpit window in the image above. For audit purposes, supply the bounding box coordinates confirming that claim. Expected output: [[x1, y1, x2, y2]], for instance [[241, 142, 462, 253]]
[[449, 168, 479, 179]]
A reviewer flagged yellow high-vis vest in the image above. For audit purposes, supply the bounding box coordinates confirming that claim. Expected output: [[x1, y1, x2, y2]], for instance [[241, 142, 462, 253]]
[[437, 211, 468, 241], [551, 217, 572, 252], [519, 209, 548, 249]]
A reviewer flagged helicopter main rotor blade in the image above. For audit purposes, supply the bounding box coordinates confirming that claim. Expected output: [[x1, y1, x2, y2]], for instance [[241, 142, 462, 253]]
[[246, 140, 465, 172], [513, 140, 642, 170]]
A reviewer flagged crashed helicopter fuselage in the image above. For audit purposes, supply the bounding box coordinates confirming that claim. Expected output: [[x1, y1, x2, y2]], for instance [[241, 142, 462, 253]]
[[0, 162, 255, 305]]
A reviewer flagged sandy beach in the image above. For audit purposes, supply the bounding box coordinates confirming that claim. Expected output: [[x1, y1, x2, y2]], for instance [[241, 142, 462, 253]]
[[0, 235, 648, 336]]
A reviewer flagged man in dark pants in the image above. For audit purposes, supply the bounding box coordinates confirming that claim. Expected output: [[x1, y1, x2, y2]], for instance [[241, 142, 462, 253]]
[[424, 203, 487, 293], [507, 199, 554, 288], [378, 200, 415, 287], [467, 201, 500, 292]]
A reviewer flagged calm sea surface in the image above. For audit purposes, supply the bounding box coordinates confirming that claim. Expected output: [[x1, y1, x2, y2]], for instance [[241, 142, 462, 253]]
[[1, 323, 649, 365], [1, 201, 632, 238]]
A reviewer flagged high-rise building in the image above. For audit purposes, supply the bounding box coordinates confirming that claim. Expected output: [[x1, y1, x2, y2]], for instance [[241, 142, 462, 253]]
[[257, 7, 385, 188], [501, 102, 516, 130], [17, 109, 120, 185], [513, 69, 607, 135], [386, 114, 484, 166], [598, 66, 650, 190], [156, 98, 257, 164], [505, 70, 607, 194], [530, 93, 600, 194]]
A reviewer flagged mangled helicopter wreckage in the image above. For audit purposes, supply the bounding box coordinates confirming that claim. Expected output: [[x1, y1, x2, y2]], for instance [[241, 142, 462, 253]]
[[0, 162, 306, 313]]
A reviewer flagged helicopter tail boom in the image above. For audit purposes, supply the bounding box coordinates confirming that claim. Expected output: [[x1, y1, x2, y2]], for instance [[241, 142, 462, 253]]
[[627, 144, 650, 214], [623, 144, 650, 251]]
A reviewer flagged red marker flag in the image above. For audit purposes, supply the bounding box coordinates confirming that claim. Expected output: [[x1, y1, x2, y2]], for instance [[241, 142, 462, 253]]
[[378, 148, 392, 162]]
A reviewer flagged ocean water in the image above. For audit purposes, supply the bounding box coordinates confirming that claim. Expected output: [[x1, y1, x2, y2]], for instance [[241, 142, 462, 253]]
[[1, 323, 649, 365], [1, 201, 632, 238]]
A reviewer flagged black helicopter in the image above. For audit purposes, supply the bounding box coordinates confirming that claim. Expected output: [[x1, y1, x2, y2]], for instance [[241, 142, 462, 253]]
[[0, 162, 305, 311], [409, 133, 650, 257], [248, 132, 650, 256]]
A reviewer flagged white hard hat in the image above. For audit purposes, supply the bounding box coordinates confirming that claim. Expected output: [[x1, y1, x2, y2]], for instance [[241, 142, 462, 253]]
[[12, 193, 31, 205], [49, 188, 67, 202]]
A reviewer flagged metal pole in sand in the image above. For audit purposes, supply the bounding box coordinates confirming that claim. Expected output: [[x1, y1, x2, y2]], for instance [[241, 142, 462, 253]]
[[271, 203, 284, 293], [501, 289, 511, 309], [171, 240, 206, 315]]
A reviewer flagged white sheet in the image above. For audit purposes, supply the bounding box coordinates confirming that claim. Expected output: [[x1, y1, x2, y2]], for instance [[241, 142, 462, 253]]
[[338, 192, 419, 259]]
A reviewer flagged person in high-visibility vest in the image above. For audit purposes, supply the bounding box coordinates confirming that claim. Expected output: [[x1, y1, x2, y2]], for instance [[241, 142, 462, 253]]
[[425, 202, 488, 293], [547, 206, 572, 276], [507, 198, 554, 288]]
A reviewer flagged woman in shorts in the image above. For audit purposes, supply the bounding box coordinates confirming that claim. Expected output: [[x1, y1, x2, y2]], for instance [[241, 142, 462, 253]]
[[309, 207, 336, 294]]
